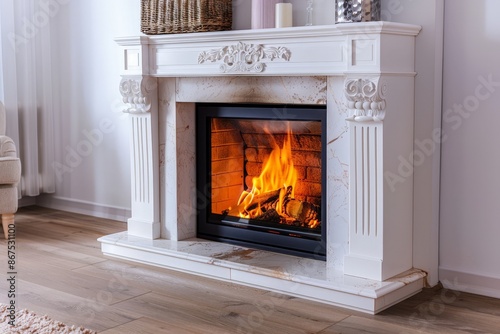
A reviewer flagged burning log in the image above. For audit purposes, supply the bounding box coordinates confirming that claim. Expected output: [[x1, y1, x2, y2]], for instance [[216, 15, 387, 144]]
[[244, 188, 284, 213], [283, 198, 321, 226], [221, 125, 321, 229], [224, 188, 282, 217], [223, 186, 321, 229]]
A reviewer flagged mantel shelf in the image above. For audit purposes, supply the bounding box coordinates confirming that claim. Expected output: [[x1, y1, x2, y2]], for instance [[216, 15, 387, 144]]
[[116, 22, 421, 78], [116, 22, 421, 45]]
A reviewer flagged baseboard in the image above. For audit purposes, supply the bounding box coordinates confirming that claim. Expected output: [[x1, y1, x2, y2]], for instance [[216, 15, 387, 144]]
[[18, 196, 37, 208], [439, 267, 500, 299], [36, 194, 130, 223]]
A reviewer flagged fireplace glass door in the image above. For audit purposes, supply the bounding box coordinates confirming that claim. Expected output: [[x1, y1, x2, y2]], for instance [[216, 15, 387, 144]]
[[196, 103, 327, 259]]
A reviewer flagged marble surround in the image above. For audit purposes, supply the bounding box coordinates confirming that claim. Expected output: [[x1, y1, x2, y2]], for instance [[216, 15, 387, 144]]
[[99, 23, 426, 313], [156, 76, 350, 269]]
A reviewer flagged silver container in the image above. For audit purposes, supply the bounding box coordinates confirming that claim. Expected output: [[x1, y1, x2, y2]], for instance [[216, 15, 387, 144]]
[[335, 0, 381, 23]]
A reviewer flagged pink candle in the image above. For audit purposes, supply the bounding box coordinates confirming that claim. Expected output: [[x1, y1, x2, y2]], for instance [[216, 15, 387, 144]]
[[252, 0, 282, 29]]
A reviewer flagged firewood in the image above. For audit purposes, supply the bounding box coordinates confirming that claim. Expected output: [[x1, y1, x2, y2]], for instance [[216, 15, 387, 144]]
[[223, 188, 284, 217], [243, 188, 283, 212], [223, 185, 321, 228], [283, 198, 321, 225]]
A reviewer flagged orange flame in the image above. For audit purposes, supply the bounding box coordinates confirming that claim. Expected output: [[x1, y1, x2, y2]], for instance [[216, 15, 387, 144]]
[[237, 126, 298, 219]]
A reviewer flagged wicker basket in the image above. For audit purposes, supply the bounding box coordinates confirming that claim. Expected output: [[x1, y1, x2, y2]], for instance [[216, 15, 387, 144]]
[[141, 0, 233, 35]]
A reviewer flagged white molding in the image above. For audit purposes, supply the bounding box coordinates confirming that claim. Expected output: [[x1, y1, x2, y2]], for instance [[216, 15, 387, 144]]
[[116, 37, 150, 76], [122, 23, 421, 77], [144, 22, 421, 45], [439, 267, 500, 299], [115, 36, 150, 46], [18, 196, 36, 208], [36, 195, 130, 223], [198, 42, 291, 73]]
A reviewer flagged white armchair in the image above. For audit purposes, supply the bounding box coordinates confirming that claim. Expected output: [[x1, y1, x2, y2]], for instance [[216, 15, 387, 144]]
[[0, 102, 21, 239]]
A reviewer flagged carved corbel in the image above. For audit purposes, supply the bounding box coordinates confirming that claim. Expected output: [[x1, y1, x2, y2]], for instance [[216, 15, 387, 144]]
[[344, 77, 387, 122], [119, 76, 158, 114]]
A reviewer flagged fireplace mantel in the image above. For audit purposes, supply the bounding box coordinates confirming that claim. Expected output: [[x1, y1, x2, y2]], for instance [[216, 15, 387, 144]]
[[117, 22, 419, 77], [100, 22, 427, 314]]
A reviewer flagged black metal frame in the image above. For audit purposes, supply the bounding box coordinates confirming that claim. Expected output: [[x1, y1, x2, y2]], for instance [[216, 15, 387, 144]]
[[196, 103, 327, 260]]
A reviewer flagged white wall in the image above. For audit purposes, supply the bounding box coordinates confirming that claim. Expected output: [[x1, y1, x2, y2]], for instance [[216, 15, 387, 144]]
[[232, 0, 336, 29], [439, 0, 500, 298], [38, 0, 142, 220]]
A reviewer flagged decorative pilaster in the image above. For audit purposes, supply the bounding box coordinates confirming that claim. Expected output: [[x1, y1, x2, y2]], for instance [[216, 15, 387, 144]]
[[344, 76, 387, 280], [120, 76, 160, 239]]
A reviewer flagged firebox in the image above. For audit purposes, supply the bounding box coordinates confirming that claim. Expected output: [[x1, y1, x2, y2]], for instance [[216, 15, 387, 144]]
[[196, 103, 327, 260]]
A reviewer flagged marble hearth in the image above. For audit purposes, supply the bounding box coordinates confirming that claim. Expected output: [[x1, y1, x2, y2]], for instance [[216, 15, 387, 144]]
[[99, 22, 427, 314]]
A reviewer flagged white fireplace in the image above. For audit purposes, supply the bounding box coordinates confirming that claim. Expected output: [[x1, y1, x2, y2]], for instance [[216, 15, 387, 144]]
[[99, 22, 427, 314]]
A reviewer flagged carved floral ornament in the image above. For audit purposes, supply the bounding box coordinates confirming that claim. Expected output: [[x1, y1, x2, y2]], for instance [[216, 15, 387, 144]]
[[198, 42, 291, 73], [119, 77, 158, 114], [344, 77, 387, 122]]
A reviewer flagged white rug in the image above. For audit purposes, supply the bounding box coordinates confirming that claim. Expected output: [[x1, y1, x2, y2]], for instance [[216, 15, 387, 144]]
[[0, 304, 96, 334]]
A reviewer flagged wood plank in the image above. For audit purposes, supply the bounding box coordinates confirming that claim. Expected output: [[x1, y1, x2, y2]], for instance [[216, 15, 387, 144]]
[[112, 291, 333, 334], [86, 259, 345, 332], [73, 259, 270, 301], [384, 284, 500, 317], [15, 235, 106, 269], [17, 260, 151, 306], [381, 299, 500, 333], [2, 206, 500, 334], [318, 315, 426, 334], [99, 317, 188, 334], [0, 273, 138, 332]]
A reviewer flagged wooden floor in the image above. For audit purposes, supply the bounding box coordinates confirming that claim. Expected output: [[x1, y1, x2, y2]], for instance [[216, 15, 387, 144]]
[[1, 206, 500, 333]]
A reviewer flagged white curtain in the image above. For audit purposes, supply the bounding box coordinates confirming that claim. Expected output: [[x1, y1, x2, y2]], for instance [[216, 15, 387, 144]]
[[0, 0, 56, 196]]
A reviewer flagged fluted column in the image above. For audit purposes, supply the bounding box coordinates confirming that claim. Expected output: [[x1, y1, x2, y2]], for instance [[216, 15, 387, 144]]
[[119, 76, 160, 239], [343, 76, 387, 280]]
